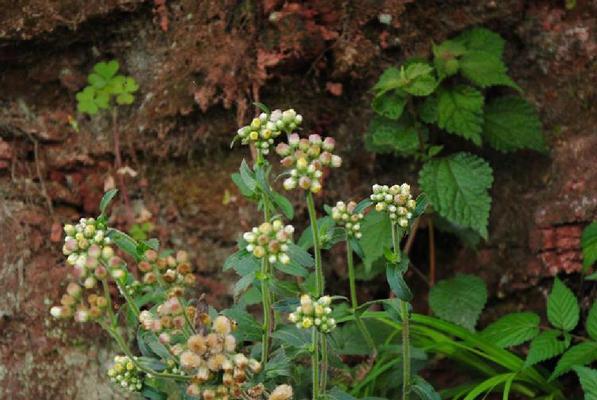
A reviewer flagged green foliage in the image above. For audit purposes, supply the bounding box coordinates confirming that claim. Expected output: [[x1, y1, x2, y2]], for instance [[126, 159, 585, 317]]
[[574, 366, 597, 399], [525, 330, 570, 367], [581, 222, 597, 270], [419, 152, 493, 238], [368, 27, 545, 243], [481, 312, 540, 348], [76, 60, 139, 115], [359, 210, 392, 271], [550, 342, 597, 381], [547, 278, 580, 331], [429, 274, 487, 331]]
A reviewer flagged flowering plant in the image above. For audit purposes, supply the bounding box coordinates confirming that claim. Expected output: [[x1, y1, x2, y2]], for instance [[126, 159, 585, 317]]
[[52, 104, 578, 400]]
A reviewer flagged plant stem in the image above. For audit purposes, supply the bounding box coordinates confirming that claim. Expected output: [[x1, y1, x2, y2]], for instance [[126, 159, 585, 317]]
[[260, 257, 273, 364], [311, 329, 320, 400], [347, 237, 376, 352], [305, 191, 327, 398], [391, 222, 411, 399], [306, 192, 323, 295]]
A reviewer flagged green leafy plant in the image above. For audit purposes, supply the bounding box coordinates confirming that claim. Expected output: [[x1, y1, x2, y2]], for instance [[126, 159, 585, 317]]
[[51, 104, 586, 400], [76, 60, 139, 115], [367, 27, 546, 244]]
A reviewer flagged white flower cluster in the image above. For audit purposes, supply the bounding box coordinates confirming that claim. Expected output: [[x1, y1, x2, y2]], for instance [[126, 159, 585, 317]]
[[107, 355, 143, 392], [51, 219, 128, 322], [236, 109, 303, 155], [370, 184, 417, 227], [139, 296, 197, 337], [277, 133, 342, 193], [289, 294, 336, 333], [243, 220, 294, 265], [331, 201, 364, 239], [181, 316, 264, 400]]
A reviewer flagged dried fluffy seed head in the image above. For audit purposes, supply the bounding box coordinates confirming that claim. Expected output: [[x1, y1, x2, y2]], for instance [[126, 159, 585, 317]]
[[187, 334, 207, 355], [269, 385, 293, 400], [180, 351, 202, 370], [213, 315, 232, 335]]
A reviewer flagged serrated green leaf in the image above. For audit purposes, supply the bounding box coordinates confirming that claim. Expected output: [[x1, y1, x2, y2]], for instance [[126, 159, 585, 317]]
[[587, 302, 597, 341], [547, 278, 580, 331], [574, 366, 597, 399], [287, 243, 314, 267], [459, 51, 520, 90], [365, 115, 422, 156], [372, 91, 406, 120], [525, 330, 570, 367], [373, 67, 401, 95], [401, 62, 437, 96], [433, 40, 466, 78], [454, 27, 505, 58], [550, 341, 597, 380], [582, 222, 597, 269], [482, 96, 545, 152], [221, 307, 262, 342], [264, 350, 292, 378], [272, 325, 311, 348], [429, 274, 487, 331], [107, 228, 141, 260], [419, 152, 493, 239], [481, 312, 540, 347], [274, 261, 308, 277], [437, 85, 484, 145], [360, 210, 392, 272], [233, 271, 255, 297]]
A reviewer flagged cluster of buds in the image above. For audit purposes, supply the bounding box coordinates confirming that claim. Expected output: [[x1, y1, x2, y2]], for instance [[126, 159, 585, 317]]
[[139, 296, 197, 338], [138, 249, 196, 288], [370, 184, 417, 227], [50, 283, 109, 322], [289, 295, 336, 333], [182, 316, 263, 399], [107, 355, 143, 392], [331, 201, 364, 239], [243, 220, 294, 265], [62, 218, 121, 288], [276, 133, 342, 193], [236, 109, 303, 155]]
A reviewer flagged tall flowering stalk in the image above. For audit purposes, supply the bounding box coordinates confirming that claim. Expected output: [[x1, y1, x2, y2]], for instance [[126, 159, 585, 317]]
[[370, 184, 417, 399]]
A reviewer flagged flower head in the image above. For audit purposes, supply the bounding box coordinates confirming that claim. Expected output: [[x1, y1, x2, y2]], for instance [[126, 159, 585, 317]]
[[289, 294, 336, 333], [243, 219, 294, 265], [235, 108, 302, 155], [331, 201, 364, 239], [370, 184, 417, 227], [276, 133, 342, 193], [107, 355, 143, 392]]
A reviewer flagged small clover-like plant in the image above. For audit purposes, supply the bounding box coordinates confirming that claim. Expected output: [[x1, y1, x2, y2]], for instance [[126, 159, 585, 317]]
[[76, 60, 139, 115]]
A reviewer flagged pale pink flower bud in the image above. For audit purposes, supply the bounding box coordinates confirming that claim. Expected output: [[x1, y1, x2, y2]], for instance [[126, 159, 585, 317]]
[[322, 137, 335, 151], [281, 156, 294, 168], [331, 155, 342, 168], [308, 134, 322, 145], [288, 133, 300, 146], [276, 142, 291, 157], [66, 282, 82, 298], [298, 176, 312, 190], [319, 152, 332, 165]]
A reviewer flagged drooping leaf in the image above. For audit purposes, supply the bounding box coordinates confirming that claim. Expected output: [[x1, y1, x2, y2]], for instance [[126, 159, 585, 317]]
[[359, 210, 392, 272], [547, 278, 580, 332], [482, 96, 545, 152], [550, 341, 597, 381], [372, 90, 406, 120], [574, 366, 597, 399], [386, 258, 412, 301], [270, 191, 294, 219], [239, 159, 257, 192], [419, 152, 493, 239], [264, 350, 292, 379], [107, 228, 141, 260], [437, 85, 484, 145], [231, 172, 255, 198], [418, 95, 438, 124], [429, 274, 488, 331], [587, 302, 597, 341], [287, 243, 315, 267], [412, 375, 441, 400], [272, 325, 311, 349], [525, 330, 570, 367], [581, 222, 597, 269], [481, 312, 540, 348]]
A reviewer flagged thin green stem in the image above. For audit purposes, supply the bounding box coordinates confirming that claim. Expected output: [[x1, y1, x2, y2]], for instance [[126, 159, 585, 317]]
[[306, 192, 323, 295], [391, 222, 411, 399], [346, 236, 376, 352], [260, 257, 272, 364], [312, 329, 320, 400], [305, 191, 327, 398]]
